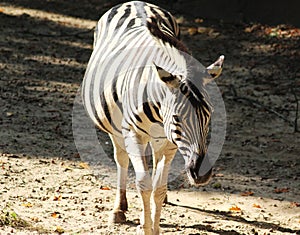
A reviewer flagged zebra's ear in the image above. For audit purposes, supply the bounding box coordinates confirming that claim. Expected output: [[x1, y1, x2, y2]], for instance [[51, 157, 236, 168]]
[[155, 65, 181, 88], [203, 55, 225, 85]]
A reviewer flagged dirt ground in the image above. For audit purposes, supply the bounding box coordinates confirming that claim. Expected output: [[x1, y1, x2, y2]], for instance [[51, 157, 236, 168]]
[[0, 1, 300, 234]]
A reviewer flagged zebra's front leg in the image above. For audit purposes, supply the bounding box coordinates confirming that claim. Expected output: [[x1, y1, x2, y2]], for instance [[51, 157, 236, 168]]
[[109, 135, 129, 223], [151, 144, 177, 234], [123, 128, 153, 235], [137, 185, 153, 235]]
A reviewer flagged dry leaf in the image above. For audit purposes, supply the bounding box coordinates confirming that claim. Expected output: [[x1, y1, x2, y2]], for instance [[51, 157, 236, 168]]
[[240, 191, 254, 196], [215, 173, 224, 177], [100, 186, 111, 190], [22, 203, 33, 208], [176, 16, 184, 24], [79, 162, 89, 169], [188, 27, 198, 36], [197, 27, 209, 34], [290, 202, 300, 207], [51, 212, 58, 218], [73, 153, 80, 158], [6, 112, 14, 117], [31, 217, 40, 222], [53, 195, 62, 201], [253, 204, 262, 208], [229, 206, 241, 212], [54, 226, 64, 233], [274, 188, 289, 193], [244, 26, 254, 33], [194, 18, 203, 24], [208, 29, 220, 38], [64, 166, 73, 172]]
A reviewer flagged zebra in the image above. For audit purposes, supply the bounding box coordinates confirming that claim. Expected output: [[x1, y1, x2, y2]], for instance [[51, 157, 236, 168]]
[[81, 1, 224, 234]]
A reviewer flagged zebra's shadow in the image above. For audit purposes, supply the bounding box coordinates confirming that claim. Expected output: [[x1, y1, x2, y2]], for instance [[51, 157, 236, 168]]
[[125, 201, 299, 234], [165, 201, 298, 234]]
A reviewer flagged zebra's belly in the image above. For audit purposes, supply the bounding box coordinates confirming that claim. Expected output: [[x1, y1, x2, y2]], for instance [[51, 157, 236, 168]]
[[94, 100, 124, 136]]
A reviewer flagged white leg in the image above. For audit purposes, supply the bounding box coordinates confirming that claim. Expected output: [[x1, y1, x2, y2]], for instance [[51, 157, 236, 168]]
[[109, 135, 129, 223], [123, 128, 153, 235], [151, 142, 177, 235]]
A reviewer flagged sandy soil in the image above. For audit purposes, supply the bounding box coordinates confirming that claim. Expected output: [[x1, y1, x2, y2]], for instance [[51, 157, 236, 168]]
[[1, 1, 300, 234]]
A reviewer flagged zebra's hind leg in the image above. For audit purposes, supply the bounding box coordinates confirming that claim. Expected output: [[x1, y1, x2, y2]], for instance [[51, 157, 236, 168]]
[[109, 134, 129, 223]]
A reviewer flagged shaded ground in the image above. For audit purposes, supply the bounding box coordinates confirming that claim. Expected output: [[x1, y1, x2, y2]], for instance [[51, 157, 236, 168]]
[[1, 1, 300, 234]]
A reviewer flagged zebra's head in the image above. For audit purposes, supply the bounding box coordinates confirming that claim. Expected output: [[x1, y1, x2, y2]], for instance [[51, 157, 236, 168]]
[[157, 55, 224, 186]]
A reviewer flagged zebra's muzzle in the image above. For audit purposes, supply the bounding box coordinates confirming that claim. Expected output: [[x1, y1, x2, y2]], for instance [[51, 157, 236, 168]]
[[186, 153, 213, 186]]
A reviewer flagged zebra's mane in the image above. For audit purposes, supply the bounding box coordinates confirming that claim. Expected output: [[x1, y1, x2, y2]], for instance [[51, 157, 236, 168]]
[[147, 16, 189, 54], [185, 80, 212, 113], [146, 12, 211, 114]]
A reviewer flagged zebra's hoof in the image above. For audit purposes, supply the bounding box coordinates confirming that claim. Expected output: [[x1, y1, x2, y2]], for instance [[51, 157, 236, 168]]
[[136, 225, 153, 235], [110, 210, 126, 223]]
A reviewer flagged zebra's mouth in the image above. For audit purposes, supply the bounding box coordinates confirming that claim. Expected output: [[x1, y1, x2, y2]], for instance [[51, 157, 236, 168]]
[[187, 167, 213, 186], [186, 153, 213, 186]]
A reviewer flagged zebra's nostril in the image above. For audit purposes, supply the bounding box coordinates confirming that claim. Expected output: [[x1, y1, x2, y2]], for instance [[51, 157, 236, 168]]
[[189, 166, 196, 179], [187, 158, 199, 180]]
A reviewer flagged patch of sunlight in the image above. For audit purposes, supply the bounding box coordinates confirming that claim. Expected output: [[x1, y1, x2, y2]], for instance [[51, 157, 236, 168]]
[[21, 78, 80, 96], [3, 37, 31, 45], [7, 36, 92, 53], [245, 24, 300, 39], [25, 80, 79, 92], [24, 55, 86, 69], [240, 41, 275, 55], [0, 4, 96, 30], [52, 38, 92, 50], [0, 62, 28, 76], [251, 43, 275, 54]]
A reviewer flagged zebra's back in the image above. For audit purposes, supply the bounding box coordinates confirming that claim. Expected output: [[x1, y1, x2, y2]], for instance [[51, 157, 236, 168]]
[[82, 1, 187, 136]]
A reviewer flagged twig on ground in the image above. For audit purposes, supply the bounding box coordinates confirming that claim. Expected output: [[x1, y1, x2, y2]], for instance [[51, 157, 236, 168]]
[[228, 84, 295, 127], [291, 87, 299, 132]]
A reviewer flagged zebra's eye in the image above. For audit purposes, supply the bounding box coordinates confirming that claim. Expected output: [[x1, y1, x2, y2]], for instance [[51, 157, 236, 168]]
[[180, 84, 188, 94]]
